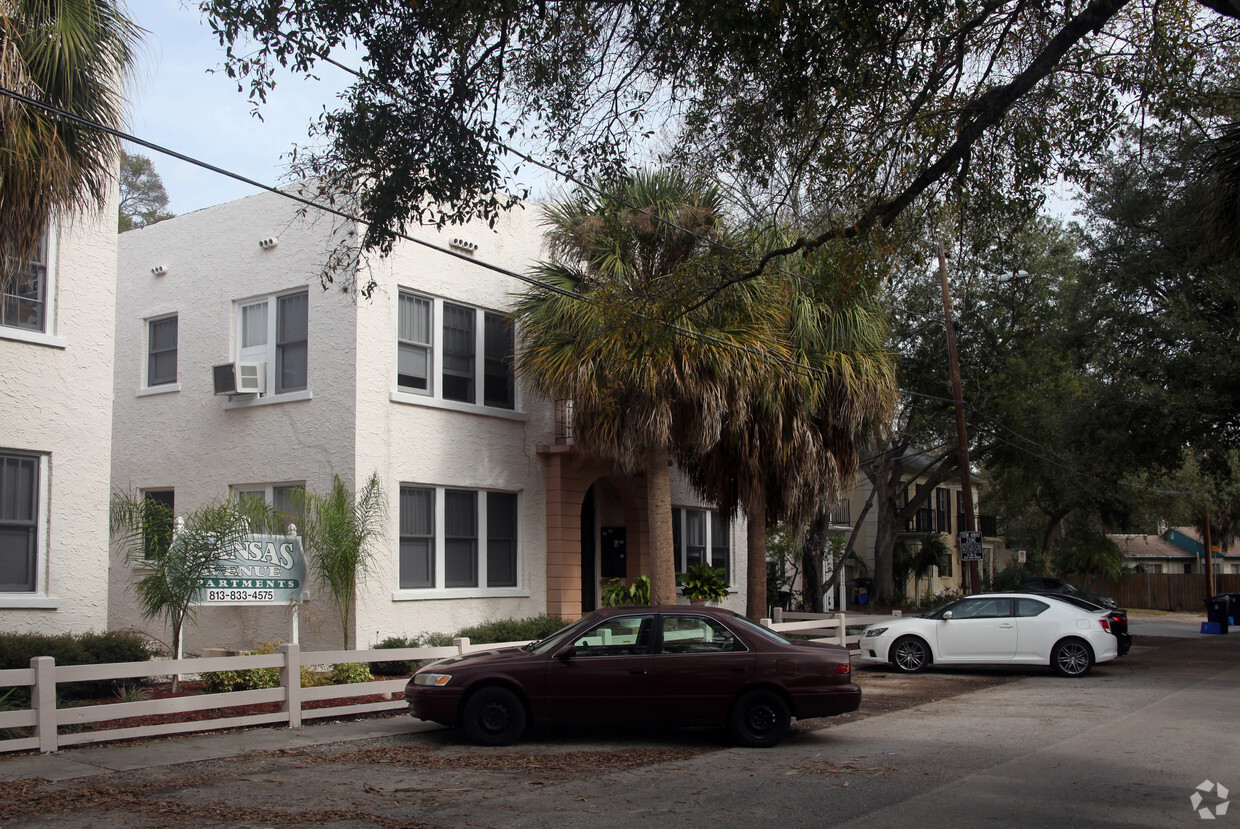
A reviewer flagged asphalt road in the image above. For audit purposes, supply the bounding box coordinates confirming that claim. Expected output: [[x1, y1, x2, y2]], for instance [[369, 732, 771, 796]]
[[2, 614, 1236, 828]]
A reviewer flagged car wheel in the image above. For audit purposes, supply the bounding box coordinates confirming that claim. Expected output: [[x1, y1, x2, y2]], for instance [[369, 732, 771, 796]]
[[891, 636, 931, 673], [1051, 638, 1093, 677], [728, 688, 792, 748], [461, 686, 527, 746]]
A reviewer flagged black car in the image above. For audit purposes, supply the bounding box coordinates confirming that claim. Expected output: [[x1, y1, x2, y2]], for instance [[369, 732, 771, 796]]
[[1020, 577, 1118, 609]]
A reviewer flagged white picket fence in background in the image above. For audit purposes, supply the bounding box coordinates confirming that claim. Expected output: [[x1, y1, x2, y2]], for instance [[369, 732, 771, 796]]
[[0, 638, 526, 755], [761, 609, 897, 646]]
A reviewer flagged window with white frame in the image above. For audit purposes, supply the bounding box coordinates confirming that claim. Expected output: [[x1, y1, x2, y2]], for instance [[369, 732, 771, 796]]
[[671, 507, 730, 579], [0, 451, 44, 592], [2, 231, 49, 333], [399, 485, 519, 590], [147, 315, 178, 386], [233, 483, 305, 532], [237, 290, 308, 394], [396, 291, 515, 410]]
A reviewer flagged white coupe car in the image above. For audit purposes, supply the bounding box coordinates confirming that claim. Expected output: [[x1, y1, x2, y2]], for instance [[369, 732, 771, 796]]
[[858, 593, 1121, 677]]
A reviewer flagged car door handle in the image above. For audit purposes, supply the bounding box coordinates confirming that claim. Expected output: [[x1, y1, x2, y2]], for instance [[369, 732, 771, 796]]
[[630, 669, 647, 675], [999, 623, 1014, 629]]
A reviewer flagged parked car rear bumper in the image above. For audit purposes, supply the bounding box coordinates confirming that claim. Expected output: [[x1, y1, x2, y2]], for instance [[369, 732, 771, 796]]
[[790, 683, 862, 719]]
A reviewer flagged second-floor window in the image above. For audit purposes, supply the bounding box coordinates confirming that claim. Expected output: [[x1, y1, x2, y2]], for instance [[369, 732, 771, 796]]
[[147, 316, 178, 386], [238, 291, 308, 394], [397, 291, 515, 410], [2, 232, 48, 333]]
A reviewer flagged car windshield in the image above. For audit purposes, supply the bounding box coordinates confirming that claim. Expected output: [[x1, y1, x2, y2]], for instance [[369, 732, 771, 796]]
[[922, 599, 965, 620], [524, 614, 600, 655]]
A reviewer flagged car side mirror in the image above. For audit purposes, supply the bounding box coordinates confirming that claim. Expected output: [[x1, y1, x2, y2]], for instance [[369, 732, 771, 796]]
[[555, 645, 577, 661], [941, 611, 953, 621]]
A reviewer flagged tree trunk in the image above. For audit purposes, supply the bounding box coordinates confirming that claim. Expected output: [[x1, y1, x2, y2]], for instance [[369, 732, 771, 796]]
[[801, 512, 828, 613], [646, 445, 679, 606], [1040, 506, 1071, 566], [869, 464, 899, 605], [745, 486, 768, 620]]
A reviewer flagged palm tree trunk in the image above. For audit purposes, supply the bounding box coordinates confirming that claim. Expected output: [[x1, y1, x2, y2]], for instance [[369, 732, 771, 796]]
[[647, 445, 679, 605], [745, 484, 768, 619]]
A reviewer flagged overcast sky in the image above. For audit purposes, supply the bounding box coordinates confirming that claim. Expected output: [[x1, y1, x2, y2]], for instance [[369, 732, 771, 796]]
[[123, 0, 351, 216]]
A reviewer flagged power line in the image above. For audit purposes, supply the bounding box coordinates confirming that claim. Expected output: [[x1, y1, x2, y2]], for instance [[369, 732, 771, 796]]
[[5, 85, 1187, 501]]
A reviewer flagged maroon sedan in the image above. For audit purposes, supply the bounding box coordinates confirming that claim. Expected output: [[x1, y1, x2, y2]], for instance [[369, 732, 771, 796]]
[[406, 605, 860, 747]]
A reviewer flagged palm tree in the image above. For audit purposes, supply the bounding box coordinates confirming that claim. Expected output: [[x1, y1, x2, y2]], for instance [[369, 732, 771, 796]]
[[687, 237, 897, 619], [1, 0, 139, 288], [912, 533, 950, 603], [514, 170, 776, 606]]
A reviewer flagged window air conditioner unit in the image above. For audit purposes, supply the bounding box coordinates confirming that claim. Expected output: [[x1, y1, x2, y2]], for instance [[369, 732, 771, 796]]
[[213, 362, 266, 395]]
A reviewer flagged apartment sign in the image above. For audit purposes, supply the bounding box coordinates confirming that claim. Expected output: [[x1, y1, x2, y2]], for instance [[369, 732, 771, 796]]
[[959, 531, 984, 562], [193, 534, 305, 605]]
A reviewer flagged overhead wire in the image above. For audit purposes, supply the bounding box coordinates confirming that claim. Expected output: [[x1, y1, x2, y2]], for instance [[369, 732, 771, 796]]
[[1, 80, 1182, 499]]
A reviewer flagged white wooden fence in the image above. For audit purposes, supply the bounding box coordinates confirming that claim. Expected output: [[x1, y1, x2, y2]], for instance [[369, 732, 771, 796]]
[[760, 609, 896, 646], [0, 637, 526, 755]]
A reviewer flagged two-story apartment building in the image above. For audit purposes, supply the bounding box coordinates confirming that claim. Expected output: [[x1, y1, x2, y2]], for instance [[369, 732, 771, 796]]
[[1, 201, 119, 634], [110, 189, 745, 654], [840, 453, 1004, 604]]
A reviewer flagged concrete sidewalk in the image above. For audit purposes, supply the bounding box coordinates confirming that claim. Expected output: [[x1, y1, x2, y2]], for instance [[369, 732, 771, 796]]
[[0, 714, 441, 783]]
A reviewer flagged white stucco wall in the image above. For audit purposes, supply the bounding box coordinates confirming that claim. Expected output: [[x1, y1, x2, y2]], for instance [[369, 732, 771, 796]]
[[1, 198, 118, 634], [351, 203, 559, 644], [112, 191, 567, 651], [111, 191, 361, 652]]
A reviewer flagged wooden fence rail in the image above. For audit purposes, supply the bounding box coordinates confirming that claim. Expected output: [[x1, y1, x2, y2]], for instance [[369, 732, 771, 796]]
[[0, 637, 529, 755], [1080, 574, 1240, 612]]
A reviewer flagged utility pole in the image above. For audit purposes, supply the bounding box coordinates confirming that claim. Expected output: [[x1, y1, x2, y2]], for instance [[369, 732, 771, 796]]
[[1204, 505, 1215, 598], [938, 242, 979, 594]]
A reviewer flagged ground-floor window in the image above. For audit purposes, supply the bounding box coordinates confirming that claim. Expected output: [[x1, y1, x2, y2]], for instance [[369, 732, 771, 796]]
[[400, 485, 519, 591], [0, 451, 43, 592], [671, 507, 730, 579]]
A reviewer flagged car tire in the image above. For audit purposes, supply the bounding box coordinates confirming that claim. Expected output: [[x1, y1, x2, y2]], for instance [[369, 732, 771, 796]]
[[1051, 638, 1093, 677], [728, 688, 791, 748], [890, 636, 931, 673], [461, 686, 527, 746]]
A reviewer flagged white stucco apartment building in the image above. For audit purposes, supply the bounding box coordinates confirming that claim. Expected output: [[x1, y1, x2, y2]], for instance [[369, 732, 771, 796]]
[[1, 200, 118, 634], [110, 189, 745, 654]]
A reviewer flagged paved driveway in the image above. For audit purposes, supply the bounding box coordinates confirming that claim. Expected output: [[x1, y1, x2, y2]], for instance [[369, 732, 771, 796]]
[[2, 614, 1236, 828]]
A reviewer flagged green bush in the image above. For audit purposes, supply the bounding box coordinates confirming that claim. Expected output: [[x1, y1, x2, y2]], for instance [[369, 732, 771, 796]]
[[202, 640, 282, 693], [330, 663, 373, 684], [456, 614, 571, 644], [0, 630, 153, 703], [368, 616, 570, 676], [368, 633, 453, 675]]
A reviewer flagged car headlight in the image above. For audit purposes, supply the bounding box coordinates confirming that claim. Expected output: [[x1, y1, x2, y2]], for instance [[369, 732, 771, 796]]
[[412, 672, 453, 687], [864, 627, 888, 637]]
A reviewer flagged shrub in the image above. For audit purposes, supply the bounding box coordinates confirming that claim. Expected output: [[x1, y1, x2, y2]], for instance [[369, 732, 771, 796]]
[[368, 633, 453, 675], [202, 640, 282, 693], [0, 630, 153, 703], [456, 615, 571, 644], [330, 663, 374, 684], [367, 617, 569, 676]]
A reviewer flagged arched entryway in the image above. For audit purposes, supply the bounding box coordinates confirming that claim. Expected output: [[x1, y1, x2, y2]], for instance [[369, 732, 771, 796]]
[[538, 445, 646, 620]]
